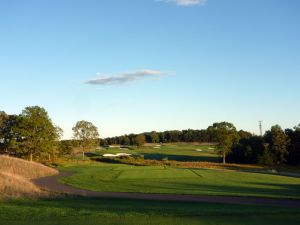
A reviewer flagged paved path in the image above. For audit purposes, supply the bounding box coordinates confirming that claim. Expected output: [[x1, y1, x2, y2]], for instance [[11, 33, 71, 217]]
[[33, 171, 300, 207]]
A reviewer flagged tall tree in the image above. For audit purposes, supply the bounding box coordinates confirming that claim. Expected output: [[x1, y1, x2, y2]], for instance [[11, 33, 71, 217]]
[[286, 125, 300, 165], [207, 122, 239, 164], [0, 111, 9, 153], [264, 125, 289, 165], [150, 131, 160, 143], [0, 114, 22, 155], [72, 120, 99, 160], [228, 136, 264, 164], [120, 135, 130, 146], [134, 134, 146, 148], [18, 106, 61, 161], [238, 130, 253, 139]]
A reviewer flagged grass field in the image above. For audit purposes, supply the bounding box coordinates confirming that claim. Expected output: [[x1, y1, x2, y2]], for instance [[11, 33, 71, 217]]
[[2, 144, 300, 225], [1, 197, 300, 225], [95, 143, 221, 162], [60, 162, 300, 199]]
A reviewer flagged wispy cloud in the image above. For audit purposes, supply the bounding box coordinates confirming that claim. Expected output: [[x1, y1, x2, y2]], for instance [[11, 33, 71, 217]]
[[86, 70, 164, 86], [159, 0, 207, 6]]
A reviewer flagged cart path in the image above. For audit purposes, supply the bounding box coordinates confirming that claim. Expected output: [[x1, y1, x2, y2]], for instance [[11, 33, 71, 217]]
[[33, 171, 300, 207]]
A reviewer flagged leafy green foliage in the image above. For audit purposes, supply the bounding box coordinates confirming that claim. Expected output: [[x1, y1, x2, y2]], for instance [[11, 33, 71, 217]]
[[58, 140, 74, 156], [0, 106, 61, 160], [134, 134, 146, 148], [264, 125, 289, 165], [0, 114, 21, 155], [228, 136, 264, 164], [72, 120, 99, 151], [150, 131, 160, 143], [286, 125, 300, 165], [17, 106, 61, 160], [207, 122, 239, 164]]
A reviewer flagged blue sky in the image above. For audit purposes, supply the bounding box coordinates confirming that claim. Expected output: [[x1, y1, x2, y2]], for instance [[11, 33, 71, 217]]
[[1, 0, 299, 139]]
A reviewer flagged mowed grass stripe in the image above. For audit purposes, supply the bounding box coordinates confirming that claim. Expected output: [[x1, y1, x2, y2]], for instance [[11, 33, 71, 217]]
[[118, 168, 197, 180], [60, 163, 300, 198]]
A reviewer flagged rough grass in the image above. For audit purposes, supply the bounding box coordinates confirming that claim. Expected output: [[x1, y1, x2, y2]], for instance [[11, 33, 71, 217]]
[[0, 172, 43, 198], [92, 155, 265, 172], [0, 155, 58, 198], [0, 155, 58, 179]]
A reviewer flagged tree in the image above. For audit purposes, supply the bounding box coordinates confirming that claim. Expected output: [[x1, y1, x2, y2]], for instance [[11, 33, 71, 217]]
[[228, 136, 264, 164], [134, 134, 145, 148], [207, 122, 239, 164], [164, 130, 181, 142], [150, 131, 159, 143], [0, 111, 8, 127], [120, 135, 130, 146], [259, 144, 276, 166], [181, 129, 194, 142], [238, 130, 253, 139], [18, 106, 61, 161], [286, 125, 300, 165], [58, 140, 74, 157], [0, 111, 18, 154], [0, 114, 22, 155], [264, 125, 288, 165], [72, 120, 99, 160], [0, 111, 9, 153]]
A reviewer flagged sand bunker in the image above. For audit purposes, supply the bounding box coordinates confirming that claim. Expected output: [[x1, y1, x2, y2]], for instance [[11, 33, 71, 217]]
[[103, 153, 132, 157]]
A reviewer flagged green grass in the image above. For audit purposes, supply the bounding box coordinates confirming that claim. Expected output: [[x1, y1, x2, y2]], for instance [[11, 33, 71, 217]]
[[1, 197, 300, 225], [60, 162, 300, 199], [95, 143, 221, 162]]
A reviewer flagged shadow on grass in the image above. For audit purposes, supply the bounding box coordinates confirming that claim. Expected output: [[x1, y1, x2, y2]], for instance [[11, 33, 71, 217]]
[[125, 179, 300, 199], [6, 195, 300, 216], [142, 153, 221, 162]]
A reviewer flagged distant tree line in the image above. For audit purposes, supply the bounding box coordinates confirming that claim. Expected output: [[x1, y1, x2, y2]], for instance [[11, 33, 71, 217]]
[[100, 129, 213, 146], [101, 123, 300, 166], [1, 106, 299, 166], [228, 124, 300, 166]]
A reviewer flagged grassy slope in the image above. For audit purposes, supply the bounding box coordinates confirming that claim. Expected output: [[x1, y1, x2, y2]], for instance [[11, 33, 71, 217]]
[[60, 162, 300, 199], [0, 155, 58, 179], [0, 155, 58, 198], [1, 197, 300, 225]]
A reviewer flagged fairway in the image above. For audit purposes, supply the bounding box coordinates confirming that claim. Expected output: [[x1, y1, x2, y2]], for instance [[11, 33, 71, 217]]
[[60, 163, 300, 199], [96, 143, 221, 162]]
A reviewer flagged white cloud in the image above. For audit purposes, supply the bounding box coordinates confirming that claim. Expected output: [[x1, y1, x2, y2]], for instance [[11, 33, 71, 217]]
[[86, 69, 164, 86], [160, 0, 207, 6]]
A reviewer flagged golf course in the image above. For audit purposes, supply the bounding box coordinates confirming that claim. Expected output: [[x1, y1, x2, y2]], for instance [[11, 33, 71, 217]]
[[58, 162, 300, 199], [1, 139, 300, 225], [2, 1, 300, 224], [1, 145, 300, 225]]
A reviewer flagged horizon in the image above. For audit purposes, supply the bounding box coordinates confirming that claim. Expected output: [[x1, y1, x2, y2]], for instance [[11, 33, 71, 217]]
[[1, 0, 299, 139]]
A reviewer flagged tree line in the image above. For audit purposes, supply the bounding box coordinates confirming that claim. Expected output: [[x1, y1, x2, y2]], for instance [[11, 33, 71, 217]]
[[101, 129, 213, 146], [228, 124, 300, 166], [101, 122, 300, 166], [1, 106, 299, 166]]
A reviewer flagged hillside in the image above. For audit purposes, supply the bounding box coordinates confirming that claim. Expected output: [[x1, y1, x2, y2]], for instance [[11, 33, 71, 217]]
[[0, 155, 58, 198]]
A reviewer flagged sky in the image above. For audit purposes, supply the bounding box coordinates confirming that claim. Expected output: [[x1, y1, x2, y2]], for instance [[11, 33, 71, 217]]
[[0, 0, 299, 139]]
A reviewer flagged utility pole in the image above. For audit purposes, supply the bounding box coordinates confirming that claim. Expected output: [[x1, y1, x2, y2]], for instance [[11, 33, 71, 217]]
[[259, 121, 263, 136]]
